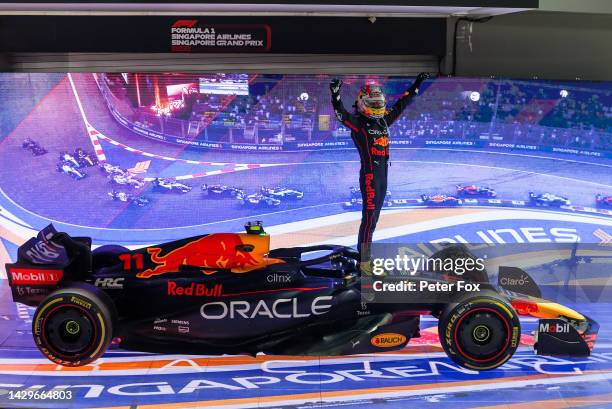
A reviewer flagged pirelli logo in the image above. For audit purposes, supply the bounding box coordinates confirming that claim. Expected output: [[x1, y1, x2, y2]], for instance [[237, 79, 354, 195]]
[[8, 268, 63, 285]]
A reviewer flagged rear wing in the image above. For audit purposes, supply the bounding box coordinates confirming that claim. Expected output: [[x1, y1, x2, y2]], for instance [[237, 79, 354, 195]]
[[5, 224, 92, 306]]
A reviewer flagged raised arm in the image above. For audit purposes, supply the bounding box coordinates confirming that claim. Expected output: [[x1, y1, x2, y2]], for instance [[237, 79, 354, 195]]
[[330, 79, 360, 132], [384, 72, 430, 126]]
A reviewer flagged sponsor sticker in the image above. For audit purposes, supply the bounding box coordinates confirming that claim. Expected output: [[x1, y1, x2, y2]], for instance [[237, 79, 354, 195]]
[[371, 333, 407, 348], [8, 268, 63, 285]]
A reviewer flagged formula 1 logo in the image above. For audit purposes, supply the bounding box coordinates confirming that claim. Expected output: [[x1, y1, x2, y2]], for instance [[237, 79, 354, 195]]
[[172, 19, 199, 28]]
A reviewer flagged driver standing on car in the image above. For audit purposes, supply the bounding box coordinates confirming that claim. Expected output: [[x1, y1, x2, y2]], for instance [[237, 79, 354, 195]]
[[330, 73, 430, 271]]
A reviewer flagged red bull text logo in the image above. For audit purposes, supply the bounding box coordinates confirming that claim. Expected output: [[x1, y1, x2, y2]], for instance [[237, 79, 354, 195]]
[[137, 234, 263, 278], [364, 173, 376, 210], [168, 281, 223, 297]]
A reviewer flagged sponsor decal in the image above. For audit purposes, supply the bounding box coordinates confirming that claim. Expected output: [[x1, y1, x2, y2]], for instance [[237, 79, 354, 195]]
[[171, 20, 271, 52], [371, 333, 407, 348], [372, 136, 389, 146], [364, 173, 375, 210], [500, 274, 530, 287], [95, 277, 125, 289], [9, 268, 63, 285], [200, 296, 333, 319], [138, 234, 271, 278], [266, 273, 292, 283], [70, 297, 92, 310], [539, 322, 571, 334], [168, 281, 223, 297]]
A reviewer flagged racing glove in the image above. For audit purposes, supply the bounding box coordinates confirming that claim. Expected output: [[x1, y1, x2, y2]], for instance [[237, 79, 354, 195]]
[[330, 78, 343, 95], [408, 72, 430, 95]]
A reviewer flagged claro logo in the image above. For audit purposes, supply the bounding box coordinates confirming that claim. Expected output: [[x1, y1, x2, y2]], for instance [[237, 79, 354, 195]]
[[371, 333, 407, 348], [200, 296, 333, 319], [9, 268, 63, 285]]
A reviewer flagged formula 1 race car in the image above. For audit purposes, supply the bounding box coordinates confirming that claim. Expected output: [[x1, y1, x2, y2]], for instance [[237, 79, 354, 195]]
[[152, 178, 193, 193], [529, 192, 571, 207], [109, 174, 145, 189], [595, 194, 612, 208], [108, 190, 150, 207], [6, 223, 598, 370], [59, 151, 81, 169], [202, 184, 245, 198], [343, 197, 394, 210], [56, 161, 87, 180], [261, 186, 304, 200], [421, 194, 463, 206], [343, 187, 393, 209], [100, 163, 127, 176], [456, 184, 497, 197], [350, 187, 392, 201], [22, 138, 48, 156], [238, 192, 281, 208], [74, 148, 98, 167]]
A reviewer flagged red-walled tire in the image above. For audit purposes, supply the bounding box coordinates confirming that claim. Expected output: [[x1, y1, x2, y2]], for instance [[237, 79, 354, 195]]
[[438, 293, 520, 370], [32, 284, 114, 367]]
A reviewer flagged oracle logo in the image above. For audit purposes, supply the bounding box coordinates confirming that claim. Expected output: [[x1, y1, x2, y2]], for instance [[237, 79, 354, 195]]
[[9, 268, 63, 285]]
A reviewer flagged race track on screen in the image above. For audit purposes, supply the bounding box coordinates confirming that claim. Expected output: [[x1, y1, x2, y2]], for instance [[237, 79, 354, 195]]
[[0, 73, 611, 408]]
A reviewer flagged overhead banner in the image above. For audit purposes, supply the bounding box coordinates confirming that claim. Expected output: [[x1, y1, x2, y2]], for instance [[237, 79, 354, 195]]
[[171, 20, 271, 52]]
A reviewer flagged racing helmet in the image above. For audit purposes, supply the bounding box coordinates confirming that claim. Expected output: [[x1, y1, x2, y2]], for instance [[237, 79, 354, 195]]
[[356, 83, 386, 118]]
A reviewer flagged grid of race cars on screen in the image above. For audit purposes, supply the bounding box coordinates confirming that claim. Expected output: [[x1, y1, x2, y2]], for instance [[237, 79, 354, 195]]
[[0, 73, 610, 409]]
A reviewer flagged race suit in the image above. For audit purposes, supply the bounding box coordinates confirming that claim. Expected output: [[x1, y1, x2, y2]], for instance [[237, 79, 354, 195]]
[[331, 79, 424, 260]]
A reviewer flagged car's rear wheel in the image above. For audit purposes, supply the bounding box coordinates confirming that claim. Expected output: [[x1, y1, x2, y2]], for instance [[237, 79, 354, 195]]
[[438, 293, 520, 370], [32, 284, 115, 367]]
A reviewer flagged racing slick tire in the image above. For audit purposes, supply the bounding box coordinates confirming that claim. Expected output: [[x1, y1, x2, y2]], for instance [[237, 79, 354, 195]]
[[32, 284, 115, 367], [438, 292, 520, 370]]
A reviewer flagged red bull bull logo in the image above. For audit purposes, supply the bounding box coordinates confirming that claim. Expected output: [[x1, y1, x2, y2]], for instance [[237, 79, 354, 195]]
[[137, 234, 282, 279], [373, 137, 389, 147]]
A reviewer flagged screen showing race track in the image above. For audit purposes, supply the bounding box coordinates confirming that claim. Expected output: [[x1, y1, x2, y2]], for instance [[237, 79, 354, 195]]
[[0, 72, 611, 409], [0, 72, 610, 255]]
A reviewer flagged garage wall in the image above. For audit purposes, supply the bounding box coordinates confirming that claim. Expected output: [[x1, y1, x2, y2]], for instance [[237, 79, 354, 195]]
[[454, 11, 612, 80]]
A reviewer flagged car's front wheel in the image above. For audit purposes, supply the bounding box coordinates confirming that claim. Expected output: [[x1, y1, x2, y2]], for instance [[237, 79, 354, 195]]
[[32, 284, 115, 367], [438, 292, 520, 370]]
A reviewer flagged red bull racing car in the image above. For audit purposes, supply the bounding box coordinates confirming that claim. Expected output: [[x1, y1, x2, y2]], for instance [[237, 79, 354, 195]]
[[6, 223, 598, 370]]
